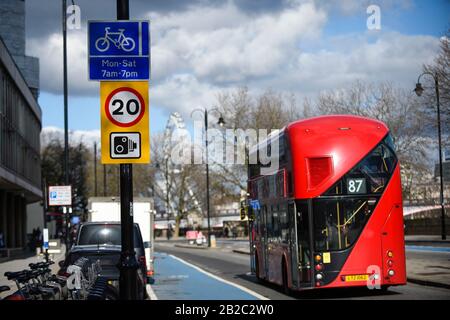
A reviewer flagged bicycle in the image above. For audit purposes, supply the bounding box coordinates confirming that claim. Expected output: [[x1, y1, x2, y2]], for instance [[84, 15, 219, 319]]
[[95, 27, 135, 52], [29, 262, 68, 299], [65, 257, 118, 300], [4, 270, 52, 300], [2, 261, 66, 300]]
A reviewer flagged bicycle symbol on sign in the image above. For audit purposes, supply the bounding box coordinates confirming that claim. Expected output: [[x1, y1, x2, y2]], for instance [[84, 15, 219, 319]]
[[95, 27, 136, 52]]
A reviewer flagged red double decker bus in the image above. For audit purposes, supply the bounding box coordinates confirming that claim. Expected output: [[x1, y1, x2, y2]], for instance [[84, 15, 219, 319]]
[[247, 115, 406, 292]]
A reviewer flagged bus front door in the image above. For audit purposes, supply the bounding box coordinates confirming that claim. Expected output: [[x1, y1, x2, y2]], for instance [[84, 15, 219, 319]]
[[261, 205, 269, 279], [297, 200, 313, 287]]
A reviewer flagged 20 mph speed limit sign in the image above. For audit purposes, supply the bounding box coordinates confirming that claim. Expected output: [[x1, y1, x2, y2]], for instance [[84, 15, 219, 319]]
[[100, 81, 149, 164]]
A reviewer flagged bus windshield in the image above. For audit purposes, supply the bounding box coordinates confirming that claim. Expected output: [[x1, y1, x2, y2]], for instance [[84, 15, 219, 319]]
[[313, 135, 397, 251]]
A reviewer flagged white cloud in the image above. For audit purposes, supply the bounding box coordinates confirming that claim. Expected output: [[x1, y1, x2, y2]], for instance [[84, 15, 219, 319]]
[[315, 0, 413, 15], [29, 0, 441, 120], [28, 31, 97, 96], [149, 1, 327, 83], [29, 1, 327, 96], [151, 74, 219, 116], [41, 126, 100, 147], [281, 32, 440, 95]]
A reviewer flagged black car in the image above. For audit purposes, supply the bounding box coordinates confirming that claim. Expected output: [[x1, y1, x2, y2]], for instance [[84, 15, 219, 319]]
[[59, 222, 148, 299]]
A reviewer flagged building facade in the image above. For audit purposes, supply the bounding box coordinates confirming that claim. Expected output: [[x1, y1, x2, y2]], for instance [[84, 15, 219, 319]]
[[0, 0, 42, 252]]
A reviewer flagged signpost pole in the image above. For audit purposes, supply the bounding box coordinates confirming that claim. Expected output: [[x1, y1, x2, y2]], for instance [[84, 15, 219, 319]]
[[62, 0, 71, 258], [117, 0, 139, 300]]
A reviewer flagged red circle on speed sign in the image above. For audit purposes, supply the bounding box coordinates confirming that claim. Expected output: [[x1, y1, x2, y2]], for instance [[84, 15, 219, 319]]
[[105, 87, 145, 127]]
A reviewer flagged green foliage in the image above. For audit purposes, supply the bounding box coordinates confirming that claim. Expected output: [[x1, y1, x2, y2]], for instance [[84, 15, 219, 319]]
[[41, 139, 90, 214]]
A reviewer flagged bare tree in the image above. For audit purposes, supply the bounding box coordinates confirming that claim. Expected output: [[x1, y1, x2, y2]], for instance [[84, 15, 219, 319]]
[[423, 29, 450, 115], [315, 80, 433, 199], [150, 132, 205, 237], [422, 29, 450, 158], [214, 87, 308, 199]]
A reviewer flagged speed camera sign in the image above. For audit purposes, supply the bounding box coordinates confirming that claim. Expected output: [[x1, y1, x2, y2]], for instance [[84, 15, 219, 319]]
[[100, 81, 149, 164]]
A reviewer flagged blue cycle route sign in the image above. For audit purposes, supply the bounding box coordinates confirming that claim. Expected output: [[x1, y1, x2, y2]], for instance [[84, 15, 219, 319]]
[[88, 20, 150, 81], [250, 199, 260, 210]]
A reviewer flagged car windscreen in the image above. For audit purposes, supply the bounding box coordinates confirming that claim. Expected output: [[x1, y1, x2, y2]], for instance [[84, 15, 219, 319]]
[[78, 224, 142, 248]]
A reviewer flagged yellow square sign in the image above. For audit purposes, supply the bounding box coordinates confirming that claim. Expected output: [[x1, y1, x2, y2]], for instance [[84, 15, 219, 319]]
[[100, 81, 149, 164]]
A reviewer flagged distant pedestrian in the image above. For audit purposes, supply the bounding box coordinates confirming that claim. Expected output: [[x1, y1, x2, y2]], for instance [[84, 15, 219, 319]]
[[36, 227, 42, 252], [167, 223, 172, 240], [31, 228, 37, 250], [0, 231, 4, 248]]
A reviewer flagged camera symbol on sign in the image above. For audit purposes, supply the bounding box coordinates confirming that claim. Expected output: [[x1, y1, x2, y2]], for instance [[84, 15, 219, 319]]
[[110, 132, 141, 158], [114, 136, 137, 154]]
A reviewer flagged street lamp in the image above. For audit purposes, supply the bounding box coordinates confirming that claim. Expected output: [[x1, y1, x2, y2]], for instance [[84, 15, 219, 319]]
[[164, 155, 171, 240], [191, 108, 226, 247], [414, 71, 447, 240]]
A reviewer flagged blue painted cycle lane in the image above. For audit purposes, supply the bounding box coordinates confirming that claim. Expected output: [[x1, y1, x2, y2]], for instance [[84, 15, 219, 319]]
[[151, 253, 262, 300], [406, 245, 450, 253]]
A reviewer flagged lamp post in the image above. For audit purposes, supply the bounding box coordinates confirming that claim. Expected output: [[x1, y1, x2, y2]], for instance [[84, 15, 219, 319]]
[[164, 155, 171, 240], [414, 72, 447, 240], [62, 0, 71, 256], [191, 108, 225, 247]]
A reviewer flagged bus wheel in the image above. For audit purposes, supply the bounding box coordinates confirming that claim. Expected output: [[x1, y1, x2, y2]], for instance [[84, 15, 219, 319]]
[[379, 285, 389, 293], [282, 259, 290, 295]]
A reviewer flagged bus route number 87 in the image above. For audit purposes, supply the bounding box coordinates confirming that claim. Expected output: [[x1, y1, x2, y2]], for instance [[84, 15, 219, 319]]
[[346, 178, 366, 194]]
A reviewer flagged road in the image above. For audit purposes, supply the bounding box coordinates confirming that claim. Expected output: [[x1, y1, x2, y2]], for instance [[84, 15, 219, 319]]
[[154, 242, 450, 300], [150, 252, 262, 300]]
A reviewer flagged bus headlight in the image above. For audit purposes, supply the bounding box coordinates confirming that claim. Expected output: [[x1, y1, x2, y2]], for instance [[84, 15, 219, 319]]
[[388, 269, 395, 277], [316, 273, 323, 280]]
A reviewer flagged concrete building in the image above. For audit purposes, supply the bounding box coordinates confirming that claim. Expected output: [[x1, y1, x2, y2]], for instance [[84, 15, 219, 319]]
[[0, 0, 39, 99], [0, 0, 42, 255]]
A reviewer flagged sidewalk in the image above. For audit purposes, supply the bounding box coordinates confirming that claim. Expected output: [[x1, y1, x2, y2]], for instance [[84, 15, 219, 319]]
[[405, 248, 450, 289], [0, 246, 66, 299]]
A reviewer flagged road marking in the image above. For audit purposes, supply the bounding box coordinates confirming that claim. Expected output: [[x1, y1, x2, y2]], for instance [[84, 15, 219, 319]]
[[146, 284, 158, 300], [169, 254, 269, 300]]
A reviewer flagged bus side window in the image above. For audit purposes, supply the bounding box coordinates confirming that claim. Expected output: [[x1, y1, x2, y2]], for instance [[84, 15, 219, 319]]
[[287, 171, 293, 196], [280, 203, 289, 243], [272, 213, 277, 241], [265, 205, 272, 239]]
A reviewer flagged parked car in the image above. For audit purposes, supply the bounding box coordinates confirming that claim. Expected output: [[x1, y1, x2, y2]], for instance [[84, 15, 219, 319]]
[[87, 198, 155, 283], [59, 222, 148, 299]]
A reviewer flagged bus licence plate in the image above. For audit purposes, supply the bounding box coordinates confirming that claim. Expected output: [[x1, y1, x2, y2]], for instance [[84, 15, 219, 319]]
[[344, 274, 369, 282]]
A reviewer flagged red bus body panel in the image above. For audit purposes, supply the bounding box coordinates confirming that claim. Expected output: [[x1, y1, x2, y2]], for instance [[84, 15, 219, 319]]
[[286, 115, 388, 199], [324, 165, 406, 288]]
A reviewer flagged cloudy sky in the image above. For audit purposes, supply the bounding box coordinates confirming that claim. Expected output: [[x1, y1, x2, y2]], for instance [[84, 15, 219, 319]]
[[23, 0, 449, 141]]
